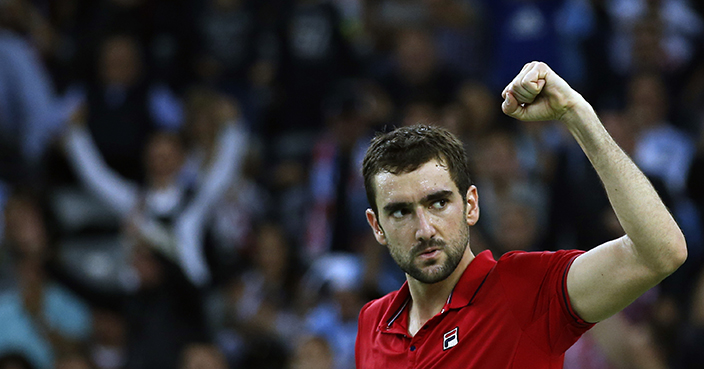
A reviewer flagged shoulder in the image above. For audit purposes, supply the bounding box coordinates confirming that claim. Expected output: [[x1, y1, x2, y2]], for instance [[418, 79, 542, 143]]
[[497, 249, 584, 267], [359, 291, 396, 322], [489, 250, 590, 332], [358, 289, 404, 333], [494, 249, 585, 285]]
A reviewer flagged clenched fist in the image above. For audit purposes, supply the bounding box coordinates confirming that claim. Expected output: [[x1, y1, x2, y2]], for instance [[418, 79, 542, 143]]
[[501, 61, 586, 122]]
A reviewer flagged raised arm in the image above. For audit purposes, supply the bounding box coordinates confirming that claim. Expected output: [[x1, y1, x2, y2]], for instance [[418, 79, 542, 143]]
[[182, 119, 247, 222], [175, 117, 248, 286], [501, 62, 687, 323], [64, 123, 139, 218]]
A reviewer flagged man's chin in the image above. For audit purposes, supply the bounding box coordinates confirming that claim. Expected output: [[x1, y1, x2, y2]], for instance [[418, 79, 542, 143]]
[[411, 264, 452, 284]]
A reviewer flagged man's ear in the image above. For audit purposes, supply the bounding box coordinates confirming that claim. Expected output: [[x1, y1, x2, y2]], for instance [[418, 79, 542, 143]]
[[366, 209, 387, 245], [466, 185, 479, 226]]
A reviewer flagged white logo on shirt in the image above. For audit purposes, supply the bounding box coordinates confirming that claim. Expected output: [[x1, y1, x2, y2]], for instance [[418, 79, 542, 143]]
[[443, 327, 459, 351]]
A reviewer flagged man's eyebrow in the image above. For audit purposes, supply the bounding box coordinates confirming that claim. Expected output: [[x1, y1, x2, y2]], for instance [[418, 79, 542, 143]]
[[383, 201, 411, 214], [422, 190, 453, 204], [382, 190, 454, 214]]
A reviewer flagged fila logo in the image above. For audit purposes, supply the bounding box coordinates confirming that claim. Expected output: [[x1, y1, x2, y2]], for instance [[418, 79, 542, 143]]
[[443, 327, 459, 351]]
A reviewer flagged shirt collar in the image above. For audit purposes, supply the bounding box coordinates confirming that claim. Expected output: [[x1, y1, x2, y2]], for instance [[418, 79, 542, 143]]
[[378, 250, 496, 333], [446, 250, 496, 309]]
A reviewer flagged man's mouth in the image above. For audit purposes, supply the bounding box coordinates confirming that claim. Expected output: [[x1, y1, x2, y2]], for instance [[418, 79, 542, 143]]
[[418, 248, 441, 259]]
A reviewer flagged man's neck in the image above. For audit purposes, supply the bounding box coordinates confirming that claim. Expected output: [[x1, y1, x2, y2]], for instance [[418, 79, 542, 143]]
[[406, 247, 474, 336]]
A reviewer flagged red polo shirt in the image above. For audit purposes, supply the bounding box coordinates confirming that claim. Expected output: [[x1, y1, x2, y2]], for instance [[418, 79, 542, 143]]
[[355, 250, 595, 369]]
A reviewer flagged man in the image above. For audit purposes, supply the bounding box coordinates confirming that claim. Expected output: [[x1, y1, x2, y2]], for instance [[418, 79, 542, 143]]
[[64, 95, 247, 287], [355, 62, 687, 368], [0, 0, 75, 185]]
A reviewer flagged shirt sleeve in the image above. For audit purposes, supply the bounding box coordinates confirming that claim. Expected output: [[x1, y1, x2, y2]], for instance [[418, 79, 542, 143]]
[[174, 122, 248, 286], [496, 250, 595, 354], [65, 126, 139, 217], [6, 36, 66, 164], [355, 300, 375, 369], [181, 121, 247, 223]]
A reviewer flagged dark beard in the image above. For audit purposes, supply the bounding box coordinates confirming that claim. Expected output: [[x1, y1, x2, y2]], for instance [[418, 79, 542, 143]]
[[393, 225, 469, 284]]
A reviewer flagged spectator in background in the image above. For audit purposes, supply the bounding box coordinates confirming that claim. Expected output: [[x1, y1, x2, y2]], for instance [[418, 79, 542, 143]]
[[1, 2, 704, 369], [303, 253, 365, 369], [305, 81, 374, 258], [546, 110, 630, 251], [47, 230, 211, 369], [75, 33, 183, 182], [206, 222, 301, 367], [377, 27, 460, 117], [627, 71, 704, 313], [289, 335, 334, 369], [75, 0, 197, 90], [481, 0, 568, 90], [119, 241, 209, 369], [0, 0, 77, 187], [366, 0, 484, 79], [424, 0, 485, 79], [0, 192, 91, 369], [178, 343, 228, 369], [276, 0, 358, 137], [563, 196, 671, 369], [605, 0, 703, 80], [452, 81, 502, 160], [181, 87, 268, 284], [267, 155, 309, 252], [0, 190, 53, 290], [364, 0, 428, 53], [578, 0, 622, 107], [194, 0, 258, 92], [63, 94, 247, 287], [685, 115, 704, 263], [399, 99, 440, 128], [471, 127, 548, 246], [564, 307, 670, 369], [491, 197, 541, 256], [627, 72, 695, 197], [679, 266, 704, 367], [31, 0, 91, 92]]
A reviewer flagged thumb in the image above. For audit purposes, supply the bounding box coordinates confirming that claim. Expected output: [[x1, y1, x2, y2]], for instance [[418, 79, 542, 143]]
[[532, 78, 546, 95], [501, 91, 521, 117]]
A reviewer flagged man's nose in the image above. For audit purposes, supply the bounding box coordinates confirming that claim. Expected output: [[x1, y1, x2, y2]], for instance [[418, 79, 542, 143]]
[[415, 209, 436, 241]]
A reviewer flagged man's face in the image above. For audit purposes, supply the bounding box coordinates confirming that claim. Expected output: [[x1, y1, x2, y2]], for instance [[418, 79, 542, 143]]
[[101, 37, 140, 86], [146, 133, 184, 180], [366, 159, 478, 284]]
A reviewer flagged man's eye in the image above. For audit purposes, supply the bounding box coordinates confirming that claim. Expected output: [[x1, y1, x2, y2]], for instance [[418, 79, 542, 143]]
[[391, 209, 408, 218], [432, 199, 448, 209]]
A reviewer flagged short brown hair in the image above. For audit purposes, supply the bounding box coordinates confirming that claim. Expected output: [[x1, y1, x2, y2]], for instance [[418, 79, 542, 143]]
[[362, 125, 472, 215]]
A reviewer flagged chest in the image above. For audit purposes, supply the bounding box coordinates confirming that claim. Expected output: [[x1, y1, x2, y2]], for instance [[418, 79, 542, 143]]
[[360, 297, 561, 369]]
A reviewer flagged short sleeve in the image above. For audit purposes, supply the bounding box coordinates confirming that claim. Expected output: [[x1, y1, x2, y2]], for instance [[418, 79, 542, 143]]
[[495, 250, 595, 354], [355, 300, 375, 369]]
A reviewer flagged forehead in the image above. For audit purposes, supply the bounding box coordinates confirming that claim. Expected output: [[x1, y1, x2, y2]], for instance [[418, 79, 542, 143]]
[[373, 159, 459, 206]]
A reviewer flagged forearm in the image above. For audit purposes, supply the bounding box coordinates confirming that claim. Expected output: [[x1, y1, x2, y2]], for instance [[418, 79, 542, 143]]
[[65, 126, 138, 217], [190, 122, 247, 215], [562, 99, 687, 274]]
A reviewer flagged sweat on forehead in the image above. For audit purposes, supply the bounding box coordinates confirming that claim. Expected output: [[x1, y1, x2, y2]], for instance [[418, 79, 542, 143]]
[[362, 125, 472, 214]]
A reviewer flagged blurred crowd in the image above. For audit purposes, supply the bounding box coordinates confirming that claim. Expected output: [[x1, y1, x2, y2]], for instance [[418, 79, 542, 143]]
[[0, 0, 704, 368]]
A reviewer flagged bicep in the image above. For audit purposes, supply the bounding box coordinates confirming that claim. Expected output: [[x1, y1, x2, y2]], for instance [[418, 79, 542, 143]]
[[566, 235, 665, 323]]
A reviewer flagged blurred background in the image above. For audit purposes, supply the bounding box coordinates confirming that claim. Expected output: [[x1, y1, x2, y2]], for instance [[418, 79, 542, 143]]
[[0, 0, 703, 368]]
